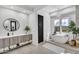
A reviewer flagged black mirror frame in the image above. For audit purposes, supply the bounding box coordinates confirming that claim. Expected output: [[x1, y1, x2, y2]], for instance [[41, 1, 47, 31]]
[[3, 18, 20, 32]]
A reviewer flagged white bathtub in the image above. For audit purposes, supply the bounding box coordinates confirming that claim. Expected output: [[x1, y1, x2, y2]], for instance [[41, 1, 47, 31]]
[[51, 33, 73, 43]]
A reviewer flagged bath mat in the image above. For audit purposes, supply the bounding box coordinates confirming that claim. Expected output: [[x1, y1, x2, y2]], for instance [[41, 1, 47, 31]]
[[42, 43, 65, 53]]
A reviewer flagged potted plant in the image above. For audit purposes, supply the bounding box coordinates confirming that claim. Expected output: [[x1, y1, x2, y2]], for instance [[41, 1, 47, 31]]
[[67, 20, 79, 46], [68, 20, 77, 39], [65, 21, 76, 44], [25, 26, 30, 34], [76, 27, 79, 36]]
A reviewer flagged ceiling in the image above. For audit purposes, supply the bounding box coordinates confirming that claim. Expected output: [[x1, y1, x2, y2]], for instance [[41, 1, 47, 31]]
[[17, 5, 47, 11], [0, 5, 71, 14], [41, 5, 71, 13], [17, 5, 71, 12]]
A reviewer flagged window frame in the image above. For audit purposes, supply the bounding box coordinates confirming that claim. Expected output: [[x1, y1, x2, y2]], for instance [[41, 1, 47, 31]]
[[54, 18, 70, 33]]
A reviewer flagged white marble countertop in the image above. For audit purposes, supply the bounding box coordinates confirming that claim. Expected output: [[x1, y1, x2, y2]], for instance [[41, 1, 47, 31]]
[[0, 34, 31, 39]]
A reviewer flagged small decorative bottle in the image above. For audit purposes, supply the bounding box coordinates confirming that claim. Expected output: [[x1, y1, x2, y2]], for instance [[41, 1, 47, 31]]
[[7, 32, 9, 36]]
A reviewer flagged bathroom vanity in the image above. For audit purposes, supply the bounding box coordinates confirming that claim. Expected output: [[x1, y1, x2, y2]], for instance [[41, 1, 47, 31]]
[[0, 34, 32, 53], [0, 18, 32, 53]]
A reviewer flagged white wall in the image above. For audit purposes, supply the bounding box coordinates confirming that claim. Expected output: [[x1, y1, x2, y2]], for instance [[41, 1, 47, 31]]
[[0, 7, 29, 36], [76, 5, 79, 26], [29, 12, 38, 45]]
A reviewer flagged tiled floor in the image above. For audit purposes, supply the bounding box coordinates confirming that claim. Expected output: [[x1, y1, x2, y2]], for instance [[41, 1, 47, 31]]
[[5, 44, 56, 54]]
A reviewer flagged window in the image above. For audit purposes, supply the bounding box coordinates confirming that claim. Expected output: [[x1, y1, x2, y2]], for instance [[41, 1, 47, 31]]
[[54, 19, 60, 32], [54, 18, 69, 33], [62, 19, 69, 26], [62, 18, 69, 32], [54, 19, 60, 26]]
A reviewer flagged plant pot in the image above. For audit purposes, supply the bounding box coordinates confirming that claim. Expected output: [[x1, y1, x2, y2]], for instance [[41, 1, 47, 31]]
[[69, 40, 76, 46]]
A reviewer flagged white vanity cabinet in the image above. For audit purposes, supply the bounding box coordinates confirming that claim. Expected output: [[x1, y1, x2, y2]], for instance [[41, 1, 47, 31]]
[[0, 34, 32, 53]]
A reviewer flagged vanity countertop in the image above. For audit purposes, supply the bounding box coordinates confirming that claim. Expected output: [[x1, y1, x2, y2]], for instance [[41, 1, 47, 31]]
[[0, 34, 31, 39]]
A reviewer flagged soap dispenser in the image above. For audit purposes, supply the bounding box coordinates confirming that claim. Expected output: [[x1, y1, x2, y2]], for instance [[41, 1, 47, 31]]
[[7, 32, 9, 36]]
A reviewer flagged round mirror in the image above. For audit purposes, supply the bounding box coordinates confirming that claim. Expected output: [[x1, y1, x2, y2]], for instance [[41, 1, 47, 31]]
[[3, 18, 20, 31]]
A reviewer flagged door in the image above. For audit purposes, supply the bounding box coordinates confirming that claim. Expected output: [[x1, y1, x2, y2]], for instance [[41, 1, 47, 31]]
[[38, 15, 43, 43]]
